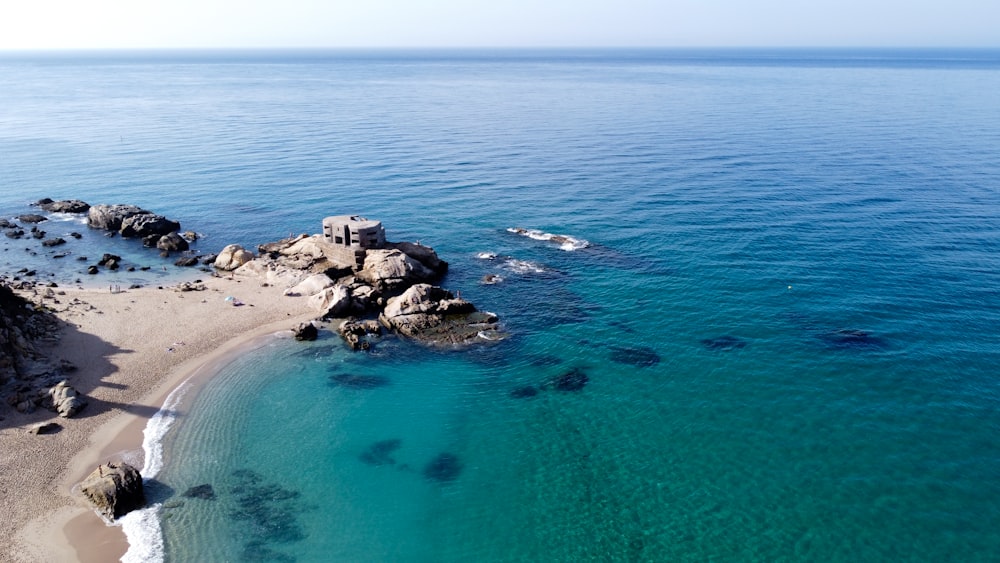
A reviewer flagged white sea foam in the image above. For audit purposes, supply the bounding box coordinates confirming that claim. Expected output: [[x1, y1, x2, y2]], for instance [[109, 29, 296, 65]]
[[119, 379, 191, 563], [506, 227, 589, 251], [141, 380, 191, 478], [476, 252, 497, 260], [48, 212, 88, 225], [504, 259, 549, 275], [119, 506, 164, 563]]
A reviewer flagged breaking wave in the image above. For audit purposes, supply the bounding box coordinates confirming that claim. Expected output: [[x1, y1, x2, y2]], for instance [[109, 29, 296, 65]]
[[506, 227, 589, 251], [120, 379, 192, 563]]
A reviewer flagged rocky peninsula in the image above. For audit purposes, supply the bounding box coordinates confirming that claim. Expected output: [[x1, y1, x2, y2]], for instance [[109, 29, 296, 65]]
[[0, 199, 499, 562]]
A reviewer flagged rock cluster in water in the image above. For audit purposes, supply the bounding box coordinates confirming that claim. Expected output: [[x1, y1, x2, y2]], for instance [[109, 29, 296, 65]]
[[220, 231, 502, 349]]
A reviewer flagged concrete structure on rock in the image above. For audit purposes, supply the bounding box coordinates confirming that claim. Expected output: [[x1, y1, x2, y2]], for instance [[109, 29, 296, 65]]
[[322, 215, 386, 269]]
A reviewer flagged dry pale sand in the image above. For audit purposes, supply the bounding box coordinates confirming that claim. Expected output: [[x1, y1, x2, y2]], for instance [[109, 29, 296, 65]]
[[0, 274, 320, 563]]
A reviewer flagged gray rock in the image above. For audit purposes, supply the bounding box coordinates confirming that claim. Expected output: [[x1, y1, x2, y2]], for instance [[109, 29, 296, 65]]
[[87, 204, 146, 232], [17, 214, 47, 224], [293, 322, 318, 341], [120, 213, 181, 238], [174, 256, 199, 267], [156, 232, 189, 252], [47, 380, 87, 417], [37, 199, 90, 213], [379, 284, 501, 345], [79, 462, 145, 520]]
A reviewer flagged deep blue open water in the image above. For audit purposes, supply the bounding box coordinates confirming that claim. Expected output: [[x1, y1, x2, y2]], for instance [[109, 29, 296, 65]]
[[2, 49, 1000, 561]]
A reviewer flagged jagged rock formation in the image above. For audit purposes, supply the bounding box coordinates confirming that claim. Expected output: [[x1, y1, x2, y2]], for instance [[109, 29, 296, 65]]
[[226, 230, 500, 348], [0, 282, 59, 387], [79, 462, 146, 520], [379, 284, 501, 345], [35, 198, 91, 214], [87, 204, 181, 238]]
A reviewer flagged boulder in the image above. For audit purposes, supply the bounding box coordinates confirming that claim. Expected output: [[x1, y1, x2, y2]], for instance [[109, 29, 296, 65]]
[[356, 249, 434, 290], [307, 285, 351, 316], [79, 462, 145, 520], [156, 232, 189, 252], [42, 238, 67, 247], [37, 199, 90, 213], [379, 284, 500, 345], [46, 380, 87, 417], [284, 273, 334, 297], [214, 244, 255, 271], [174, 256, 199, 267], [87, 204, 146, 232], [338, 319, 382, 351], [387, 241, 448, 275], [17, 214, 47, 224], [293, 322, 318, 341], [120, 213, 181, 238]]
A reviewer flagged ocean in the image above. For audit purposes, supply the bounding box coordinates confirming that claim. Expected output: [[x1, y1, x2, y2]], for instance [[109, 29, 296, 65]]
[[2, 48, 1000, 561]]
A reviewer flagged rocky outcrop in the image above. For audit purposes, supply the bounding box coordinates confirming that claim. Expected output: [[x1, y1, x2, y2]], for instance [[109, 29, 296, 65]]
[[214, 244, 255, 271], [45, 380, 87, 417], [36, 198, 91, 213], [293, 322, 318, 341], [221, 225, 496, 349], [379, 284, 501, 345], [385, 241, 448, 276], [356, 249, 435, 291], [79, 462, 145, 521], [0, 282, 59, 387], [87, 204, 180, 238]]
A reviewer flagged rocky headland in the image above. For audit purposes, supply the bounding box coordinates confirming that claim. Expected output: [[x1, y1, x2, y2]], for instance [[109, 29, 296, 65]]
[[0, 200, 502, 547]]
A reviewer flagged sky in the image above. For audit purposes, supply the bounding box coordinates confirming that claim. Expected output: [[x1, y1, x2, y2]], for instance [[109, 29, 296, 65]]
[[0, 0, 997, 50]]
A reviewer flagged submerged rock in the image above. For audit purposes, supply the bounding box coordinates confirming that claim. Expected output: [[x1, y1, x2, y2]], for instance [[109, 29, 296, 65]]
[[228, 469, 307, 547], [701, 335, 747, 351], [510, 385, 539, 399], [183, 484, 217, 500], [608, 345, 660, 367], [423, 452, 462, 483], [549, 367, 589, 392], [819, 329, 887, 350], [359, 439, 403, 466], [79, 462, 145, 520], [329, 372, 391, 389]]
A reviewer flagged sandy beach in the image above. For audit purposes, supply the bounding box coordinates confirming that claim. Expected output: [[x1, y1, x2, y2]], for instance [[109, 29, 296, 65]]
[[0, 274, 318, 562]]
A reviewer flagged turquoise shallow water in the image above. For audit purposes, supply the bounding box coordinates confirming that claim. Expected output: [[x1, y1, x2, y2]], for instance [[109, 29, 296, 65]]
[[2, 49, 1000, 561]]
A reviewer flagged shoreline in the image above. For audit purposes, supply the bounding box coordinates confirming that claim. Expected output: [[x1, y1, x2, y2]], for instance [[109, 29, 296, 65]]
[[1, 274, 319, 562]]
